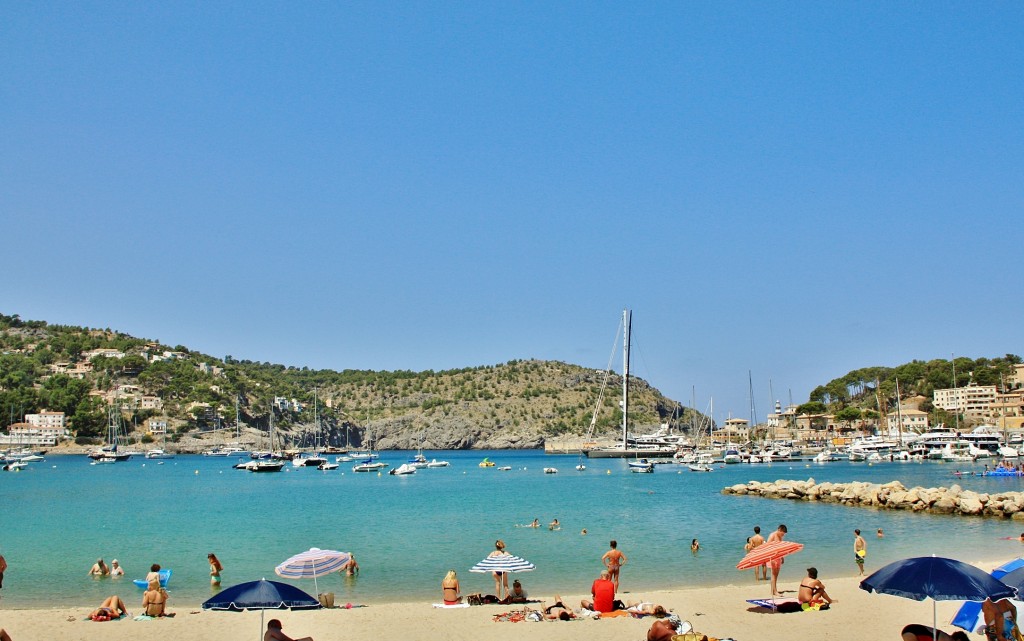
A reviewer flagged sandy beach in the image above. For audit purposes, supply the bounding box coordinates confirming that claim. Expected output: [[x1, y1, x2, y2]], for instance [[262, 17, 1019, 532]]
[[1, 562, 1003, 641]]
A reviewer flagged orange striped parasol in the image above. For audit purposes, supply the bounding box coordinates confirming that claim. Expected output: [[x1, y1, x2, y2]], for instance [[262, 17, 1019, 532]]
[[736, 540, 804, 570]]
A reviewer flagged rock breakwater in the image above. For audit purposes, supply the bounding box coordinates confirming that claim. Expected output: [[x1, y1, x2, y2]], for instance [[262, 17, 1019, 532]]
[[722, 478, 1024, 520]]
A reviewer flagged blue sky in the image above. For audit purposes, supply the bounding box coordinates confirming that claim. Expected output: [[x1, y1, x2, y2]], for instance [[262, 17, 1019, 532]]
[[2, 2, 1021, 422]]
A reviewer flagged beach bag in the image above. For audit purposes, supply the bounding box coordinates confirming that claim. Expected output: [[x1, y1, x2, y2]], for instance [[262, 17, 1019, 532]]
[[467, 593, 482, 606], [1012, 626, 1024, 641], [318, 592, 335, 608]]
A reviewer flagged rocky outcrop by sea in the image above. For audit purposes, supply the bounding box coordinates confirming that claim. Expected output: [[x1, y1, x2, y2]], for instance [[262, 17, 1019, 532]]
[[722, 478, 1024, 520]]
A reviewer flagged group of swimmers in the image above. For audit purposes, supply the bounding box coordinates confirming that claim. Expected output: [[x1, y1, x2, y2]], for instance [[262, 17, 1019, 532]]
[[522, 518, 561, 530]]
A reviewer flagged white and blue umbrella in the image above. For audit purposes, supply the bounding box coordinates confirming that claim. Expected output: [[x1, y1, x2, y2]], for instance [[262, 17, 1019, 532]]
[[275, 548, 351, 595], [952, 560, 1024, 633], [469, 554, 536, 574], [202, 578, 320, 640], [861, 556, 1015, 641]]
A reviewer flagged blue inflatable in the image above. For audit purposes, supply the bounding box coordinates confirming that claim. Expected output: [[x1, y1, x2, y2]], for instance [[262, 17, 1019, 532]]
[[134, 568, 171, 588]]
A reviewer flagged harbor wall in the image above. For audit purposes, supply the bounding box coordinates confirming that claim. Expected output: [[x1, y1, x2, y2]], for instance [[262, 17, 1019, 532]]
[[722, 477, 1024, 520]]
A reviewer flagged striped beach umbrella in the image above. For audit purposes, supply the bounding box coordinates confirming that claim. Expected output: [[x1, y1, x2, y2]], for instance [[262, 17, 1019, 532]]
[[736, 540, 803, 570], [275, 548, 351, 595], [469, 554, 536, 574]]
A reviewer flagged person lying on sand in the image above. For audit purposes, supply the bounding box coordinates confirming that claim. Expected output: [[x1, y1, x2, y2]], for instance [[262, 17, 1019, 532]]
[[541, 595, 575, 620], [265, 618, 313, 641], [625, 601, 668, 616], [89, 595, 129, 620], [901, 624, 969, 641]]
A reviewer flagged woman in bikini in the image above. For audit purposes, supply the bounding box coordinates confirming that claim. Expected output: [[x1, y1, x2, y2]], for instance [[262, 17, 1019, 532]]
[[208, 553, 223, 586], [488, 540, 509, 600], [89, 595, 129, 620], [142, 579, 169, 617], [797, 567, 835, 607], [441, 570, 461, 605]]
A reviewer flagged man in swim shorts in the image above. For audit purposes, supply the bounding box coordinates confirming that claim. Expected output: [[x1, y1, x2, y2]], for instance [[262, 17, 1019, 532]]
[[749, 525, 766, 580], [767, 524, 787, 597], [602, 540, 627, 590], [854, 529, 866, 576]]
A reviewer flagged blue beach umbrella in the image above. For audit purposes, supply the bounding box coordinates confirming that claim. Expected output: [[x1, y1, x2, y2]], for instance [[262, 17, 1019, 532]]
[[202, 578, 320, 640], [952, 559, 1024, 633], [861, 556, 1015, 641]]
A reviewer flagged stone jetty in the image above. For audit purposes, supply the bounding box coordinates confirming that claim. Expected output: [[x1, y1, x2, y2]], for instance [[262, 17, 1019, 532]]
[[722, 478, 1024, 520]]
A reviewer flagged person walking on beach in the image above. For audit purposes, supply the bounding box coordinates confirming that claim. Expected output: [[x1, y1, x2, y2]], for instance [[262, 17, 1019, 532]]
[[854, 529, 867, 576], [749, 525, 765, 581], [767, 524, 787, 597], [208, 553, 223, 586], [602, 540, 627, 590]]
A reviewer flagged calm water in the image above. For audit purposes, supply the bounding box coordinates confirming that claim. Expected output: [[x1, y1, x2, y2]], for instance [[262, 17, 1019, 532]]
[[1, 451, 1020, 607]]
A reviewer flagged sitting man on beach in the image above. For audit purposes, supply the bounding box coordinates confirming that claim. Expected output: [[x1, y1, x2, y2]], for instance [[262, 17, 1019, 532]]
[[89, 595, 130, 620], [982, 597, 1018, 641], [798, 567, 836, 609], [581, 570, 616, 613], [265, 618, 313, 641]]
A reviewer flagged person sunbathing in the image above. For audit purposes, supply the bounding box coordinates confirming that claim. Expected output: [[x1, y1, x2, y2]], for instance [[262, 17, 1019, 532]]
[[542, 595, 575, 620], [626, 601, 668, 616], [265, 618, 313, 641], [89, 595, 129, 620], [648, 618, 679, 641], [142, 579, 170, 617], [798, 567, 836, 607], [441, 570, 461, 605], [901, 624, 969, 641]]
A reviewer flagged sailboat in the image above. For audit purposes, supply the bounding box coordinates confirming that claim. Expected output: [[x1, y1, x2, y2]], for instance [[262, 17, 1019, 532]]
[[585, 310, 673, 461], [89, 406, 132, 462], [293, 389, 327, 467], [252, 403, 284, 472]]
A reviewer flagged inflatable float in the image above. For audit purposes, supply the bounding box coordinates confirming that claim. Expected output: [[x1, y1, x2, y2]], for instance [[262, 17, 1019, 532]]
[[133, 568, 171, 588]]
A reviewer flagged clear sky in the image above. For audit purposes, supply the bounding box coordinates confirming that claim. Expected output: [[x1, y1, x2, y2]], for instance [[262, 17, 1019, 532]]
[[2, 2, 1021, 422]]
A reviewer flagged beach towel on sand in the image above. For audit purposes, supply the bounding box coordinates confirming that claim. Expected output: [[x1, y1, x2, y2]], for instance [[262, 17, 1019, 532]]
[[746, 598, 803, 612], [432, 603, 470, 609]]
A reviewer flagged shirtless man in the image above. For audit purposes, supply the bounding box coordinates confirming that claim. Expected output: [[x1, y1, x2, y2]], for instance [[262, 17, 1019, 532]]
[[767, 524, 787, 596], [798, 567, 835, 607], [749, 526, 765, 580], [982, 597, 1018, 641], [602, 540, 627, 590], [88, 559, 110, 576], [648, 619, 679, 641], [854, 529, 867, 576]]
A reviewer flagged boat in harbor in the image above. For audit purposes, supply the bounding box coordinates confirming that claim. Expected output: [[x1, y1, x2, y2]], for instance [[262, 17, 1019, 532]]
[[426, 459, 450, 468], [88, 406, 133, 462], [353, 460, 388, 473], [628, 459, 654, 473], [479, 458, 496, 467], [585, 310, 675, 460], [389, 463, 417, 475]]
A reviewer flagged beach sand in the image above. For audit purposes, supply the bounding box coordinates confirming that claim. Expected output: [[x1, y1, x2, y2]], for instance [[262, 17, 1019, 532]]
[[0, 567, 996, 641]]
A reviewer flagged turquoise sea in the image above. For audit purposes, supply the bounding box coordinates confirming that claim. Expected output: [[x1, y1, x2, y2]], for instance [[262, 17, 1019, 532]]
[[1, 450, 1020, 608]]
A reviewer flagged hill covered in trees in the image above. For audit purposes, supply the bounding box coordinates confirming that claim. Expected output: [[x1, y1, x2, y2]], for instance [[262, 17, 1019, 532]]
[[0, 313, 694, 449]]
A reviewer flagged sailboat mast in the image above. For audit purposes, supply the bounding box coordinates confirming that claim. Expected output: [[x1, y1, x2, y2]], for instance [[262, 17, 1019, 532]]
[[895, 377, 903, 446], [621, 309, 631, 449], [952, 354, 960, 432]]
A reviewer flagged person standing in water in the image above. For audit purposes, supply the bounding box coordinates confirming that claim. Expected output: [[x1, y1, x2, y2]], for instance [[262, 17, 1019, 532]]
[[208, 553, 223, 586], [853, 530, 867, 576], [602, 540, 627, 591]]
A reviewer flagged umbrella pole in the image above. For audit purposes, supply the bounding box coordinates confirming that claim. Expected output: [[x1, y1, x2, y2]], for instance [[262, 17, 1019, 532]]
[[313, 559, 319, 596], [260, 608, 265, 641], [932, 600, 937, 641]]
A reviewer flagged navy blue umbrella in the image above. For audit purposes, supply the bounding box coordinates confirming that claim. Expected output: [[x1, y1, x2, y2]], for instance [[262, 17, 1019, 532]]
[[861, 556, 1015, 641], [202, 578, 320, 639], [952, 559, 1024, 633]]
